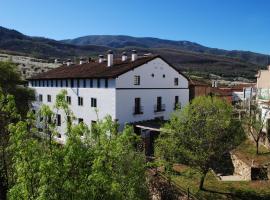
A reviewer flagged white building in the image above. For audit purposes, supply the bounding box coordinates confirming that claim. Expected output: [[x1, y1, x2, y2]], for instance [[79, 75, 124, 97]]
[[28, 51, 189, 142], [255, 66, 270, 148]]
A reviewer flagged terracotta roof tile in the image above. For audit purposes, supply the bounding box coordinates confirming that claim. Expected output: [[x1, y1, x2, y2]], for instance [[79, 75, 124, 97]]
[[29, 56, 157, 80], [28, 55, 188, 80]]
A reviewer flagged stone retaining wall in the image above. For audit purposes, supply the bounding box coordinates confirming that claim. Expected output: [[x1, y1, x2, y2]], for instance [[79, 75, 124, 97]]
[[230, 153, 251, 180]]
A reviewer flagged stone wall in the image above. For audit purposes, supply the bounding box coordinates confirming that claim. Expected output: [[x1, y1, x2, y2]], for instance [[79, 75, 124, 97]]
[[230, 153, 251, 180]]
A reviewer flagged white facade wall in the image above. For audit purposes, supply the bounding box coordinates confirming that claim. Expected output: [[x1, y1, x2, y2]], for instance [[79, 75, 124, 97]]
[[116, 58, 188, 88], [115, 89, 189, 127], [29, 57, 190, 138], [115, 58, 189, 127], [30, 79, 116, 141]]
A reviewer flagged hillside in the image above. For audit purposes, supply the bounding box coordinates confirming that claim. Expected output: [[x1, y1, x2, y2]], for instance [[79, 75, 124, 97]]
[[0, 26, 110, 59], [62, 35, 270, 67], [0, 26, 268, 80]]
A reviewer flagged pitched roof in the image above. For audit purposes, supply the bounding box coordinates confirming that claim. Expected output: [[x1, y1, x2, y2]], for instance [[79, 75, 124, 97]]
[[189, 79, 210, 86], [28, 55, 189, 80]]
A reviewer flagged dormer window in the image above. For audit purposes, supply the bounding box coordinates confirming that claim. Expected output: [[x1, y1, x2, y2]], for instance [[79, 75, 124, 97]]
[[134, 75, 140, 85]]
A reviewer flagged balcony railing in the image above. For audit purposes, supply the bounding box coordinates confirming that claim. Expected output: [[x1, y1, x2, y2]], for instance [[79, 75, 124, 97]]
[[133, 106, 144, 115], [154, 104, 166, 112]]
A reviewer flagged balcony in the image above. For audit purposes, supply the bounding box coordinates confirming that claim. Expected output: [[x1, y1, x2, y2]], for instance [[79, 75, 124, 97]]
[[133, 106, 144, 115], [154, 104, 166, 112]]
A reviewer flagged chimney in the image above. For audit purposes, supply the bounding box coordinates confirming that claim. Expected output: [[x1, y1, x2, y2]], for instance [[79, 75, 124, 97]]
[[79, 57, 85, 65], [131, 50, 137, 61], [98, 55, 104, 63], [143, 53, 152, 57], [66, 59, 72, 66], [122, 52, 128, 62], [107, 50, 113, 67], [212, 80, 218, 88]]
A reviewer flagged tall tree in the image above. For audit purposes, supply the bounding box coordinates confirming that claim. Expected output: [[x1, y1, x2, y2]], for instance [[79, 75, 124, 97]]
[[156, 96, 245, 190], [0, 91, 19, 200], [244, 102, 270, 155], [8, 89, 148, 200], [0, 61, 34, 117]]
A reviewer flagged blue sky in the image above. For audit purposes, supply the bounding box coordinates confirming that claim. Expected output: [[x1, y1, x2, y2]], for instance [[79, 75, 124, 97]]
[[0, 0, 270, 54]]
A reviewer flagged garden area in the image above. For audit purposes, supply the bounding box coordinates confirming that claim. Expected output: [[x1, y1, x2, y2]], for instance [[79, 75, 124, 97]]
[[165, 139, 270, 200]]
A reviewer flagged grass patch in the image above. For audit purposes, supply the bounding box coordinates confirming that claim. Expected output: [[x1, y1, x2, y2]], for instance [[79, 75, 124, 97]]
[[232, 140, 270, 166], [171, 164, 270, 200]]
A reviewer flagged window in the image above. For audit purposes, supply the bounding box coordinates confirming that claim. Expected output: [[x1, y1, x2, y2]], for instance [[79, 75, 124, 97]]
[[65, 79, 68, 87], [78, 118, 84, 124], [39, 94, 43, 102], [174, 78, 179, 86], [91, 120, 97, 132], [66, 96, 71, 105], [56, 114, 61, 126], [77, 79, 80, 88], [163, 74, 166, 78], [83, 79, 86, 88], [97, 79, 100, 88], [91, 98, 97, 107], [90, 79, 93, 88], [157, 97, 162, 110], [134, 75, 140, 85], [60, 80, 63, 87], [155, 96, 165, 112], [78, 97, 83, 106], [174, 96, 179, 110], [71, 79, 74, 88], [151, 73, 154, 77], [105, 79, 108, 88], [134, 98, 143, 114], [56, 80, 58, 87], [67, 115, 71, 125], [47, 94, 51, 102]]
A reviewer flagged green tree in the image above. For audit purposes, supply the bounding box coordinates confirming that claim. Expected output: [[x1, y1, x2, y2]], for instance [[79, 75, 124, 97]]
[[8, 89, 148, 200], [8, 113, 42, 199], [0, 61, 34, 117], [156, 96, 245, 190], [244, 102, 270, 155], [0, 91, 20, 200]]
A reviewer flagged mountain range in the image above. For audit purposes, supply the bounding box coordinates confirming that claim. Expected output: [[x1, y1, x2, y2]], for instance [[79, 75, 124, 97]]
[[0, 26, 269, 79]]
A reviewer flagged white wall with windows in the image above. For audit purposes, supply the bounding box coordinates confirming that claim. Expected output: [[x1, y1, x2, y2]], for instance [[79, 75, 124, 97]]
[[30, 84, 116, 141], [29, 57, 189, 139], [115, 58, 188, 89], [115, 89, 189, 128], [115, 57, 189, 128]]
